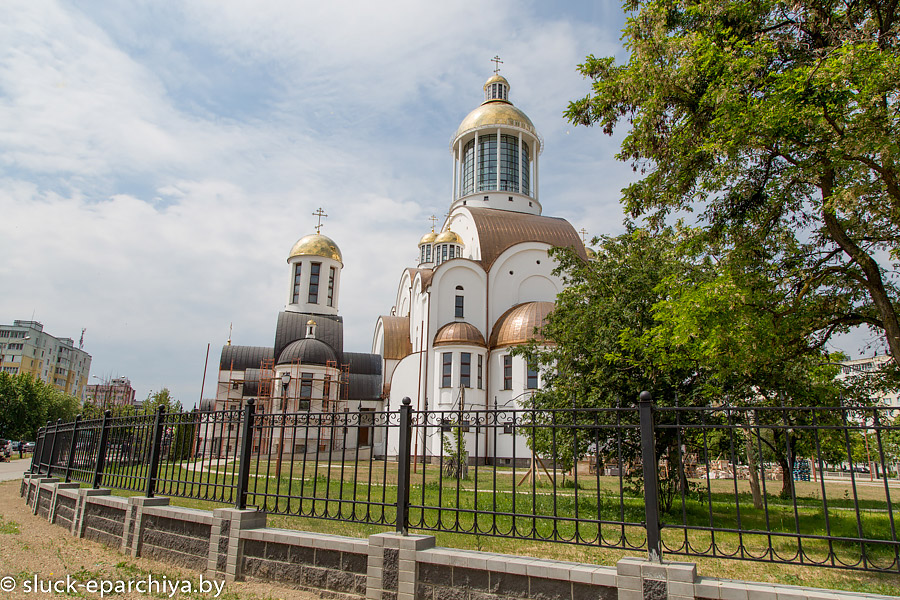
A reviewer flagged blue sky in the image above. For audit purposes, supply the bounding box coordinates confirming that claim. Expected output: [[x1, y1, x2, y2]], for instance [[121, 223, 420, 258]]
[[0, 1, 879, 406]]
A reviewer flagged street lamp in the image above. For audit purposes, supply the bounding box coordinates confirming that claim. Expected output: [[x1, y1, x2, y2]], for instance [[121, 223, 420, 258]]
[[275, 372, 291, 478]]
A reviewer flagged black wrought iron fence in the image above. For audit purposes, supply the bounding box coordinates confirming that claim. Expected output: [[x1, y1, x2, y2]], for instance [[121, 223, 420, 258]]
[[28, 395, 900, 573]]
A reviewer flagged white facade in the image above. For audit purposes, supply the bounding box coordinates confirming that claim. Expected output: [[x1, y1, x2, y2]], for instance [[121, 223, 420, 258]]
[[372, 74, 589, 462]]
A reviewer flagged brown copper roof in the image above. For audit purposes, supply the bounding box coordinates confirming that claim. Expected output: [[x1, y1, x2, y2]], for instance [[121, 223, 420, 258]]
[[489, 301, 555, 348], [433, 322, 487, 347], [380, 316, 412, 360], [467, 207, 587, 271]]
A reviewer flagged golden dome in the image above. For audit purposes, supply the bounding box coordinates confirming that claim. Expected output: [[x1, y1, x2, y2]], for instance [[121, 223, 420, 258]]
[[434, 230, 463, 245], [307, 319, 316, 326], [484, 74, 509, 87], [419, 232, 437, 245], [454, 102, 536, 141], [585, 247, 597, 260], [489, 301, 554, 348], [288, 234, 342, 263], [434, 322, 486, 347]]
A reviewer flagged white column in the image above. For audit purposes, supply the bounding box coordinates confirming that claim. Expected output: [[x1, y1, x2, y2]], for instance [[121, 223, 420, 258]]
[[451, 145, 456, 201], [533, 139, 539, 202], [332, 264, 341, 312], [455, 141, 462, 199]]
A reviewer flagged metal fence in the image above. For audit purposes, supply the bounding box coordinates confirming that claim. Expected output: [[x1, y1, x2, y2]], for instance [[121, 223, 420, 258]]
[[29, 395, 900, 573]]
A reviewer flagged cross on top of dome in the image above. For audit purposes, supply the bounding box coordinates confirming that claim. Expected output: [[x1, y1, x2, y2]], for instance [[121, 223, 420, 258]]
[[312, 207, 328, 234]]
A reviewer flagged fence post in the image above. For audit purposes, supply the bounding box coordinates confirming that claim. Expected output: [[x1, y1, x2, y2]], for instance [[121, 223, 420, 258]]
[[396, 397, 413, 535], [38, 420, 53, 475], [31, 427, 44, 474], [639, 390, 662, 562], [145, 405, 166, 498], [47, 418, 63, 475], [92, 410, 112, 489], [64, 415, 81, 483], [235, 398, 256, 510]]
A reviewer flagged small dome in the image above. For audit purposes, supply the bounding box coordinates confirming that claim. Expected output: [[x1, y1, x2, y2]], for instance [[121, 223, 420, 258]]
[[434, 230, 463, 245], [585, 247, 597, 260], [288, 234, 342, 263], [419, 232, 437, 245], [484, 74, 509, 88], [489, 301, 554, 348], [278, 338, 337, 366], [434, 322, 486, 347], [307, 319, 316, 326]]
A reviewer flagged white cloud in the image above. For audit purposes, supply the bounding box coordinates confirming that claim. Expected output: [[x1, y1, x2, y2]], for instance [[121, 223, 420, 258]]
[[1, 0, 640, 404]]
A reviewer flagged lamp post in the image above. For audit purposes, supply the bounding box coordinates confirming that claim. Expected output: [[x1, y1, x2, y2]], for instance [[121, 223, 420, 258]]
[[275, 372, 291, 478]]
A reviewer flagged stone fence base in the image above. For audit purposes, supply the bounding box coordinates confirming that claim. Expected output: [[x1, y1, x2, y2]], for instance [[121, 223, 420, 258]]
[[19, 474, 894, 600]]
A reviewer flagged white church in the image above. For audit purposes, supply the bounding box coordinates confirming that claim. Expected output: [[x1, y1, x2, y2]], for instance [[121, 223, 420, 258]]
[[214, 69, 589, 462]]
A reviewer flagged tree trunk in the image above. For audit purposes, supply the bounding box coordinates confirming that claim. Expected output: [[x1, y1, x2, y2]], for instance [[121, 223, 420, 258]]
[[777, 455, 794, 499], [821, 170, 900, 365], [745, 428, 763, 509]]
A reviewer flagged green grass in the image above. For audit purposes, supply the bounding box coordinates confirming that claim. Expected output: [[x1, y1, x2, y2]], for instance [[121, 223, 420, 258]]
[[74, 456, 900, 595], [0, 515, 21, 534]]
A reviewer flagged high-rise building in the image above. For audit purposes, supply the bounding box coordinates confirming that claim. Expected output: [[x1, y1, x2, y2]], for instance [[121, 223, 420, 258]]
[[0, 320, 92, 399]]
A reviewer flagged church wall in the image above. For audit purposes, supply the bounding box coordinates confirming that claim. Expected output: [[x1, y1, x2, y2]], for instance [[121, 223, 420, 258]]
[[394, 270, 415, 318], [445, 211, 480, 261], [488, 244, 562, 328], [429, 261, 487, 334], [431, 346, 487, 410]]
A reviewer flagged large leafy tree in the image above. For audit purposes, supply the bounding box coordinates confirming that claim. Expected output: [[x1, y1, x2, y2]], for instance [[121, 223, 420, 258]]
[[523, 227, 863, 501], [0, 372, 81, 440], [567, 0, 900, 364]]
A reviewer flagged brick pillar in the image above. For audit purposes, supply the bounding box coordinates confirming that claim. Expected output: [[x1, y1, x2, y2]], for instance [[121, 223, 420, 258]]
[[20, 473, 33, 497], [32, 477, 59, 514], [367, 533, 435, 600], [122, 496, 170, 556], [616, 557, 697, 600], [206, 510, 232, 578], [209, 508, 266, 582], [73, 488, 111, 538], [48, 482, 80, 524]]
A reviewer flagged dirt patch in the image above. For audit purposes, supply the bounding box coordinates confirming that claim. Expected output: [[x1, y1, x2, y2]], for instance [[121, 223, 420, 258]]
[[0, 480, 321, 599]]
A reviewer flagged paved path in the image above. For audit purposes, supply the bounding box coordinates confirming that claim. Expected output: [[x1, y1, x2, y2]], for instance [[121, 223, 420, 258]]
[[0, 458, 29, 482]]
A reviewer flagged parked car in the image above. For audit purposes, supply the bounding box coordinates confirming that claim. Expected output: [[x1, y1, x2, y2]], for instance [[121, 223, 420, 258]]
[[24, 441, 35, 453]]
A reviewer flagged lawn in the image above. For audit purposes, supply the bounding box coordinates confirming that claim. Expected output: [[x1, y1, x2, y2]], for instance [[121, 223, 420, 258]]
[[51, 455, 900, 595]]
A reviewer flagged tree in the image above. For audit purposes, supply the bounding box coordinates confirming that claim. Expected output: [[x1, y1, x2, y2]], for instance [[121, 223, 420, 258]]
[[521, 226, 870, 503], [143, 388, 182, 413], [0, 372, 80, 440], [567, 0, 900, 366], [517, 228, 713, 510]]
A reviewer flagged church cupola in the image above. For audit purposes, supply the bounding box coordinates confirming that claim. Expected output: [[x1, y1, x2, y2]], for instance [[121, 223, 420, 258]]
[[418, 231, 437, 266], [285, 209, 342, 316], [433, 230, 463, 265], [449, 59, 542, 216]]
